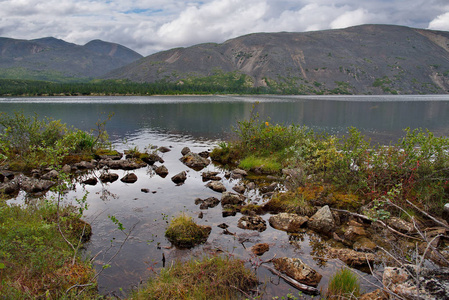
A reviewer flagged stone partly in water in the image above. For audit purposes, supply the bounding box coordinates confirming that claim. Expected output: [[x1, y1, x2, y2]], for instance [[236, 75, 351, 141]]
[[272, 257, 323, 287], [99, 172, 119, 183], [221, 192, 245, 206], [237, 215, 267, 232], [307, 205, 336, 235], [201, 171, 221, 182], [269, 213, 308, 233], [154, 165, 169, 178], [206, 181, 226, 193], [195, 197, 220, 209], [327, 248, 376, 266], [20, 176, 55, 193], [383, 265, 449, 300], [250, 243, 270, 256], [180, 152, 210, 170], [121, 173, 138, 183], [171, 171, 187, 184], [82, 177, 98, 185]]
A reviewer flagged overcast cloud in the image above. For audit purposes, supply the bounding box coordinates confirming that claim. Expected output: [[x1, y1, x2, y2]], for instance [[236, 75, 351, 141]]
[[1, 0, 449, 56]]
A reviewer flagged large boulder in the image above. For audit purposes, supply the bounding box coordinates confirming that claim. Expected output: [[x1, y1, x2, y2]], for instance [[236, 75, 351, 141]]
[[272, 257, 322, 287], [180, 152, 210, 170], [307, 205, 336, 235], [237, 215, 267, 232], [269, 213, 308, 232], [383, 265, 449, 300]]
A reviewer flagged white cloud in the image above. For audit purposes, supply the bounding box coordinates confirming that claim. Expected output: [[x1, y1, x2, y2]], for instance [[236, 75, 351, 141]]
[[330, 8, 371, 29], [428, 11, 449, 31]]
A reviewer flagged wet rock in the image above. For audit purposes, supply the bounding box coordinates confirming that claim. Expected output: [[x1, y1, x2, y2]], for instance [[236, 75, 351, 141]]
[[180, 152, 210, 170], [171, 171, 187, 184], [308, 205, 336, 235], [201, 171, 221, 182], [74, 160, 96, 169], [154, 165, 169, 178], [237, 215, 267, 232], [181, 147, 191, 156], [269, 213, 308, 232], [388, 217, 415, 233], [198, 211, 203, 219], [353, 237, 377, 252], [218, 223, 229, 229], [142, 153, 164, 165], [272, 257, 322, 287], [97, 152, 122, 160], [344, 224, 367, 242], [0, 171, 14, 182], [100, 159, 146, 170], [141, 188, 150, 193], [206, 181, 226, 193], [99, 172, 119, 183], [233, 168, 248, 177], [195, 197, 220, 209], [260, 182, 278, 194], [232, 185, 246, 194], [41, 170, 59, 180], [383, 265, 449, 300], [327, 247, 376, 266], [82, 177, 98, 185], [443, 203, 449, 222], [158, 146, 171, 153], [20, 176, 55, 193], [251, 243, 270, 256], [247, 182, 256, 190], [222, 209, 237, 217], [121, 173, 138, 183], [198, 151, 210, 158], [221, 192, 245, 206]]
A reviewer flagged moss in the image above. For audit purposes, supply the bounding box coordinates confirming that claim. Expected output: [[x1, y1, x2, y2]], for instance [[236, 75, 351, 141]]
[[165, 213, 211, 248], [264, 190, 316, 216], [240, 204, 264, 215]]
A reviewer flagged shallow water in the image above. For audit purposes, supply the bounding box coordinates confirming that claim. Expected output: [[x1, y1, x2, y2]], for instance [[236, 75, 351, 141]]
[[3, 95, 449, 298]]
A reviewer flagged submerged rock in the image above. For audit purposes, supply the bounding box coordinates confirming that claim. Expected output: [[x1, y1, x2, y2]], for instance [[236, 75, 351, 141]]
[[221, 192, 245, 206], [272, 257, 322, 287], [269, 213, 308, 232], [237, 215, 267, 232], [195, 197, 220, 209], [251, 243, 270, 256]]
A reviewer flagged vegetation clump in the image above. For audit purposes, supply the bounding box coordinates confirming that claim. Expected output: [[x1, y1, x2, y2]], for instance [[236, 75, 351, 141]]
[[165, 213, 212, 248], [131, 255, 258, 300], [326, 268, 360, 299]]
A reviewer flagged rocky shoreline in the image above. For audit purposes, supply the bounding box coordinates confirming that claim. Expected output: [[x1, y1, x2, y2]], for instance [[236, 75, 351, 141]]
[[2, 145, 449, 299]]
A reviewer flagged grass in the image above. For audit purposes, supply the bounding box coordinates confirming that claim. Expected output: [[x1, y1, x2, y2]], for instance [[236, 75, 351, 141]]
[[238, 155, 283, 173], [0, 199, 96, 298], [130, 255, 258, 300], [326, 268, 360, 299], [165, 213, 212, 248]]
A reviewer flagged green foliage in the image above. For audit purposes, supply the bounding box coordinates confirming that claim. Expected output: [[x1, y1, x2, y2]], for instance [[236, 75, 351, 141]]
[[165, 213, 211, 248], [131, 255, 258, 300], [327, 268, 360, 299]]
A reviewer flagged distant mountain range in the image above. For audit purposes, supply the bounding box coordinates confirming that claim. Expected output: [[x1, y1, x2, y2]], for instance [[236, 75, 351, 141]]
[[3, 24, 449, 94], [0, 37, 142, 82]]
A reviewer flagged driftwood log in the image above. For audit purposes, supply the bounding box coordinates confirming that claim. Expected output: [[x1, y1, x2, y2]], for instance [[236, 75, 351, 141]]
[[262, 265, 320, 295]]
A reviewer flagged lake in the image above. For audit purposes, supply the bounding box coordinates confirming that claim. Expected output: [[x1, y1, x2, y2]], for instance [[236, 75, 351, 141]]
[[2, 94, 449, 298]]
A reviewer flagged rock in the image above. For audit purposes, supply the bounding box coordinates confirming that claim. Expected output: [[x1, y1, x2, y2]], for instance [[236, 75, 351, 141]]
[[142, 153, 164, 165], [272, 257, 322, 287], [0, 171, 14, 182], [61, 164, 72, 174], [388, 217, 415, 233], [181, 147, 191, 156], [269, 213, 308, 232], [74, 161, 96, 169], [195, 197, 220, 209], [308, 205, 336, 235], [221, 192, 245, 206], [260, 182, 277, 194], [141, 188, 150, 193], [198, 211, 203, 219], [0, 180, 20, 194], [382, 265, 449, 300], [121, 173, 138, 183], [154, 165, 169, 178], [198, 151, 210, 158], [251, 243, 270, 256], [353, 237, 377, 252], [247, 182, 256, 190], [201, 171, 221, 182], [359, 289, 387, 300], [20, 176, 55, 193], [237, 215, 267, 232], [344, 225, 367, 241], [180, 152, 210, 170], [41, 170, 59, 180], [233, 168, 248, 177], [206, 181, 226, 193], [82, 177, 98, 185], [99, 172, 119, 183], [443, 203, 449, 222], [327, 248, 376, 266], [100, 159, 146, 170], [158, 146, 171, 153], [171, 171, 187, 184], [232, 185, 246, 194], [217, 223, 229, 229]]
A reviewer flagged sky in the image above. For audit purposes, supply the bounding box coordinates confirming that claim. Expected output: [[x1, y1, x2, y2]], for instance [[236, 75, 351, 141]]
[[1, 0, 449, 56]]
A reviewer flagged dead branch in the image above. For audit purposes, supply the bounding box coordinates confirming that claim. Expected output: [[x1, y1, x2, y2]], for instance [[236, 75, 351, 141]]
[[262, 265, 320, 295]]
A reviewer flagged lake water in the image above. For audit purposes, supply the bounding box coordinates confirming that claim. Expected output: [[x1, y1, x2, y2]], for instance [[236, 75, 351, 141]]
[[2, 95, 449, 298]]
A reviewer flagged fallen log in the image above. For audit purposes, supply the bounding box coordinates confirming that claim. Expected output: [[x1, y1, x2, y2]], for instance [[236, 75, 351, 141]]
[[262, 265, 320, 295]]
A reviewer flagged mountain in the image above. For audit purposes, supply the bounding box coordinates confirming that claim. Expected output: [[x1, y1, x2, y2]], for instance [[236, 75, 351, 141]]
[[104, 24, 449, 94], [0, 37, 143, 82]]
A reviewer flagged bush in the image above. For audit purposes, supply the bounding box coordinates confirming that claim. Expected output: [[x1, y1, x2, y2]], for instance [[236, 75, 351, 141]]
[[326, 268, 360, 299]]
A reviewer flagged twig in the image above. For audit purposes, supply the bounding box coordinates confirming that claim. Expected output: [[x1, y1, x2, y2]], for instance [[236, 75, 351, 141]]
[[262, 265, 319, 295], [406, 200, 449, 230]]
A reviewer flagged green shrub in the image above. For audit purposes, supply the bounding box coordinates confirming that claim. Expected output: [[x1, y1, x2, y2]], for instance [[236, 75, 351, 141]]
[[327, 268, 360, 299]]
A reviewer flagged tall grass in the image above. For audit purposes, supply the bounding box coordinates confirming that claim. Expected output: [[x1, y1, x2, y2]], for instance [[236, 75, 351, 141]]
[[326, 268, 360, 299]]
